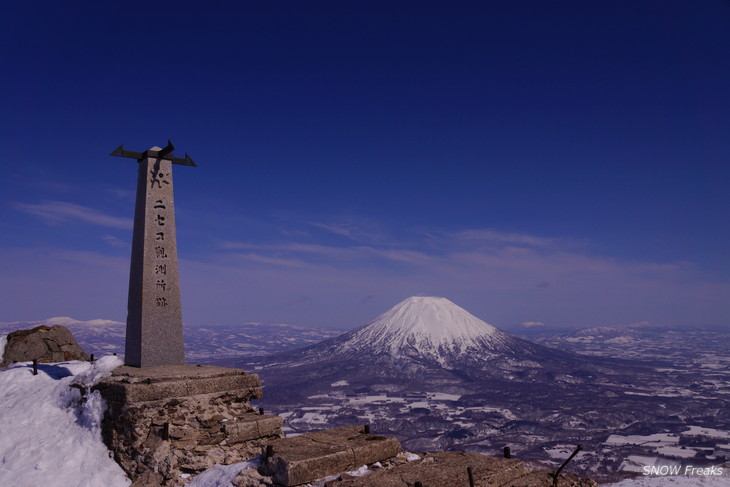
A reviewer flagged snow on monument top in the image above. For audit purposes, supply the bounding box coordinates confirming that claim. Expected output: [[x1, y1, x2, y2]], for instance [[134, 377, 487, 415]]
[[349, 296, 508, 359]]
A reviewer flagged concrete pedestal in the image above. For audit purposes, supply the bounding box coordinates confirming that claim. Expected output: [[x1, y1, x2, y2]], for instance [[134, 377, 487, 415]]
[[94, 365, 282, 486]]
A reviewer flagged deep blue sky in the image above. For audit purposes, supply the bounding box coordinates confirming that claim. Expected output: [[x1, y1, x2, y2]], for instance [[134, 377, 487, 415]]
[[1, 1, 729, 329]]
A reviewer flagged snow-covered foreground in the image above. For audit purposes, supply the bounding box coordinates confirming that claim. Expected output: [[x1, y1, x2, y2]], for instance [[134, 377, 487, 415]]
[[0, 355, 131, 487], [0, 352, 265, 487]]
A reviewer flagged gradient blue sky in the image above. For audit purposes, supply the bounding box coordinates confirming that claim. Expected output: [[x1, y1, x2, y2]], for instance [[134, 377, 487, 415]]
[[1, 1, 729, 330]]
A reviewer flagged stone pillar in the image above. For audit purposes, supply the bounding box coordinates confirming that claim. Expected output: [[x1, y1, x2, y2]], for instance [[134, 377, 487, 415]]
[[125, 151, 185, 367]]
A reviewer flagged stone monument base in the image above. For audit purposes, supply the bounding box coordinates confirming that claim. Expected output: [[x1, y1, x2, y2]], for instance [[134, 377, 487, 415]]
[[94, 365, 283, 486]]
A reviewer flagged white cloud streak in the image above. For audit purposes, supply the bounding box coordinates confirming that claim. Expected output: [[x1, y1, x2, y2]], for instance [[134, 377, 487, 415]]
[[204, 226, 730, 327], [14, 201, 132, 229]]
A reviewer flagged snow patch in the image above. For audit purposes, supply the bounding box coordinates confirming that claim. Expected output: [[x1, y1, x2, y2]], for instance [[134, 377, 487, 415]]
[[0, 334, 7, 362], [187, 457, 261, 487], [311, 464, 372, 486], [0, 356, 129, 487]]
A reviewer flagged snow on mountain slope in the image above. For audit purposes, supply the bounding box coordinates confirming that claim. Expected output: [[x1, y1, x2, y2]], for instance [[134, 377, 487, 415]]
[[0, 317, 125, 328], [252, 296, 584, 385], [342, 296, 513, 361]]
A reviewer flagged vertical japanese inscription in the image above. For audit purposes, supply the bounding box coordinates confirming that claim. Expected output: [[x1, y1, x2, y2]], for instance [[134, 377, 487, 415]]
[[151, 186, 169, 309]]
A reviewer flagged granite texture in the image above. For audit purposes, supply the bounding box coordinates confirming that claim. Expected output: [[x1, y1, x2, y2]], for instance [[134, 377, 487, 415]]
[[125, 154, 185, 367]]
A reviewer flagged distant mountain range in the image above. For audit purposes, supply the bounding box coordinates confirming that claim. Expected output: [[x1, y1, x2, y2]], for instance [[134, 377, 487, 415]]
[[0, 317, 342, 362]]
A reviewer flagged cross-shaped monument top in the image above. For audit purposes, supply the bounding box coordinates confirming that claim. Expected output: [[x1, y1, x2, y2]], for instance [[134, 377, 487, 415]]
[[111, 139, 197, 167]]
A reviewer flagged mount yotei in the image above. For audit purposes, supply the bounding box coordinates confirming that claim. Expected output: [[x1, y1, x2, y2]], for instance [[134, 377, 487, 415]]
[[236, 297, 730, 482], [242, 297, 615, 401]]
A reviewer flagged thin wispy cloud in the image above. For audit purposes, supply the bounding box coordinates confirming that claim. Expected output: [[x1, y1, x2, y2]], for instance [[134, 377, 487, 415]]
[[191, 223, 730, 327], [101, 235, 129, 248], [447, 229, 582, 249], [219, 240, 433, 267], [237, 253, 309, 268], [452, 229, 553, 246], [309, 221, 387, 244], [521, 321, 545, 327], [14, 201, 132, 229]]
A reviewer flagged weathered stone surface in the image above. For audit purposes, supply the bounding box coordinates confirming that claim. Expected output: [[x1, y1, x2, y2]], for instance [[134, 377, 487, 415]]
[[232, 469, 272, 487], [130, 469, 164, 487], [0, 325, 89, 368], [125, 153, 185, 367], [95, 365, 264, 404], [95, 365, 281, 486], [321, 451, 597, 487], [224, 415, 283, 444], [258, 426, 403, 486]]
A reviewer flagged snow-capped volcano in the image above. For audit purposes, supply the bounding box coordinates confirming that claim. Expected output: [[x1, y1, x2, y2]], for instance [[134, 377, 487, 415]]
[[247, 296, 587, 392], [341, 296, 514, 363]]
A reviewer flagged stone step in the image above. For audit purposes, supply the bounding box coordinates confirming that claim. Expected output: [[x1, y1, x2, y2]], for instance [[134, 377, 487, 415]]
[[321, 451, 596, 487], [223, 413, 283, 444], [258, 426, 403, 486], [94, 364, 263, 404]]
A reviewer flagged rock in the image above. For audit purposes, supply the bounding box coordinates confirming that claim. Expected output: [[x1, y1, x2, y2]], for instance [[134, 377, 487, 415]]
[[0, 325, 89, 368], [130, 469, 164, 487], [232, 469, 273, 487]]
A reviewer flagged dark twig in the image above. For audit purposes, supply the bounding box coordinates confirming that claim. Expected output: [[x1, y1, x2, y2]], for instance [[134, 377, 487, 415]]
[[553, 444, 583, 486]]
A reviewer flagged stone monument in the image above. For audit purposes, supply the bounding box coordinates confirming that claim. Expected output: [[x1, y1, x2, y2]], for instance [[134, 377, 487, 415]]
[[111, 141, 195, 367], [104, 142, 283, 486]]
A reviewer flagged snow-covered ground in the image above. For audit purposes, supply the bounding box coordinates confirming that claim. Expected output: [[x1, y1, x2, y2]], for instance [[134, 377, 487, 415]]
[[0, 355, 131, 487], [0, 349, 347, 487]]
